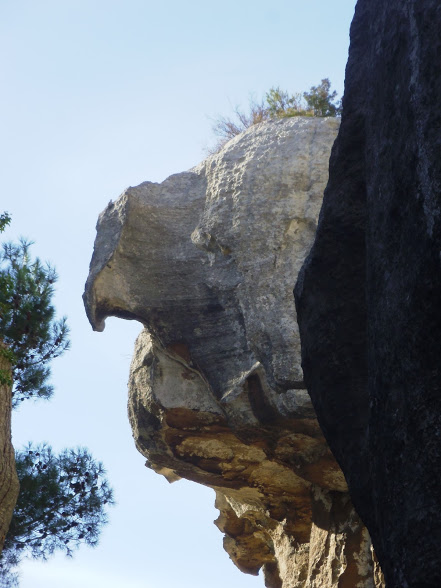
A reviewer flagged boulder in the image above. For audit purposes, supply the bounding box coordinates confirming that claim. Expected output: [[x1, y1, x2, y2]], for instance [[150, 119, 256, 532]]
[[295, 1, 441, 585], [85, 117, 383, 587]]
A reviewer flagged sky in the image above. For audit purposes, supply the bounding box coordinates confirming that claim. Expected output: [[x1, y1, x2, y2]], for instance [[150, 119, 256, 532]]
[[0, 1, 356, 586]]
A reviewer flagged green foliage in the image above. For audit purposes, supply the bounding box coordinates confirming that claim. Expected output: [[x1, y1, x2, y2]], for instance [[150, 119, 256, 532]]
[[0, 213, 14, 388], [211, 78, 341, 152], [265, 86, 308, 118], [0, 239, 70, 407], [0, 346, 16, 386], [0, 371, 12, 387], [0, 445, 114, 586], [0, 213, 11, 234], [0, 216, 113, 587], [303, 78, 341, 117]]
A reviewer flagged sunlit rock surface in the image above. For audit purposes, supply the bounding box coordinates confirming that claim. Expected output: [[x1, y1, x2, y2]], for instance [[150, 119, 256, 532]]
[[85, 117, 383, 587], [295, 1, 441, 585]]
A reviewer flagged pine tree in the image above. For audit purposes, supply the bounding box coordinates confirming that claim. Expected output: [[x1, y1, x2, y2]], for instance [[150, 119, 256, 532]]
[[0, 215, 113, 586], [0, 445, 113, 587], [0, 237, 70, 407]]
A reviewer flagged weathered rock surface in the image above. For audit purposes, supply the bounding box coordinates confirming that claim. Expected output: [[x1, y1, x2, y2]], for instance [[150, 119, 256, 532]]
[[85, 117, 383, 587], [0, 345, 19, 553], [295, 1, 441, 586]]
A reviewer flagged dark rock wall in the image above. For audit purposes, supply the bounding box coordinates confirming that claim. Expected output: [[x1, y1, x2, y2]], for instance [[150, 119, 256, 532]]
[[295, 1, 441, 586]]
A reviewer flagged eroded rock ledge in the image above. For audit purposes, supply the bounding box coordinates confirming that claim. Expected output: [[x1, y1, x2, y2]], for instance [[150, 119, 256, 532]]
[[85, 117, 383, 587]]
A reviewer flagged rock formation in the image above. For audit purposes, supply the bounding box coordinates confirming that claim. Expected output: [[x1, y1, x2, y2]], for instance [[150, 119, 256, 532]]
[[0, 345, 19, 553], [85, 117, 383, 587], [295, 1, 441, 586]]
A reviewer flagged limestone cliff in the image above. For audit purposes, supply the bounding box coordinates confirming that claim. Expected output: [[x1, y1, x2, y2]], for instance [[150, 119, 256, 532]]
[[295, 1, 441, 586], [0, 345, 19, 553], [85, 117, 383, 587]]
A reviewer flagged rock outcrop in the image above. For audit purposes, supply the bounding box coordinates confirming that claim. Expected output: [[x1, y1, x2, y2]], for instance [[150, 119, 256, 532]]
[[0, 345, 19, 553], [85, 117, 383, 587], [295, 1, 441, 586]]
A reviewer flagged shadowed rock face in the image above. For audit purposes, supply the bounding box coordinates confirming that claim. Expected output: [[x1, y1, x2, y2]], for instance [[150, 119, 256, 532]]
[[295, 1, 441, 586], [85, 117, 383, 587]]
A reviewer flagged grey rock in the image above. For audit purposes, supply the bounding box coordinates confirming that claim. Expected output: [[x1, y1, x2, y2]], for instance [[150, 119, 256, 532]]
[[85, 117, 383, 587]]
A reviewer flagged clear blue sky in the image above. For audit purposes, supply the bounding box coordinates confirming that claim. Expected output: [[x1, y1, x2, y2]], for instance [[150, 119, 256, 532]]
[[0, 1, 356, 586]]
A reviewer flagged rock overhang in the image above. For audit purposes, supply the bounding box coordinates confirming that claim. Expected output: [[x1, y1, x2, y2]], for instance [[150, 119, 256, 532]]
[[84, 116, 384, 587]]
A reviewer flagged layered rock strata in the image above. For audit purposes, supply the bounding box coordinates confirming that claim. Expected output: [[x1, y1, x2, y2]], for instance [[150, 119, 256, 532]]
[[295, 1, 441, 586], [0, 345, 19, 553], [85, 117, 382, 587]]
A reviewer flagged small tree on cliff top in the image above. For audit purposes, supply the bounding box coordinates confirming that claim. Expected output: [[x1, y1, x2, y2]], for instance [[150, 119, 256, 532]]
[[303, 78, 341, 117], [210, 78, 341, 152]]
